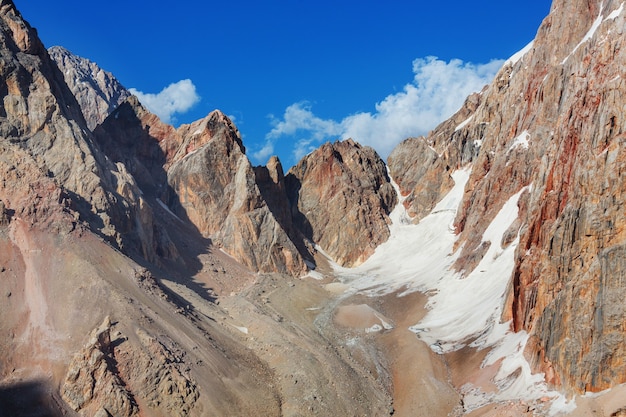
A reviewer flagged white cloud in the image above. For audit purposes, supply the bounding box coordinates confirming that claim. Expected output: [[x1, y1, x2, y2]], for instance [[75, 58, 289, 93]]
[[266, 103, 342, 140], [129, 79, 200, 124], [251, 140, 276, 163], [256, 103, 343, 162], [254, 56, 504, 164]]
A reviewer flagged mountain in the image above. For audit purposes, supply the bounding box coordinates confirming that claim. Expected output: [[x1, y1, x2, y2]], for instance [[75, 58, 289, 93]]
[[389, 0, 626, 397], [0, 3, 394, 416], [1, 0, 626, 416], [286, 139, 397, 267], [165, 109, 310, 275], [48, 45, 131, 131]]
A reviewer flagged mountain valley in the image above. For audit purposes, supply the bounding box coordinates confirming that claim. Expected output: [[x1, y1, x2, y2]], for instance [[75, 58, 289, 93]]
[[0, 0, 625, 416]]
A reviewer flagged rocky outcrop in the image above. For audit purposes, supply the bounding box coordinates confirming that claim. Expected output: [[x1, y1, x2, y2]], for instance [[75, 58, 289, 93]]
[[254, 156, 294, 233], [286, 139, 397, 267], [390, 0, 626, 395], [123, 328, 199, 417], [49, 45, 131, 130], [60, 308, 207, 416], [167, 110, 307, 275], [63, 317, 199, 417], [62, 317, 138, 417], [254, 156, 315, 259], [0, 199, 8, 225]]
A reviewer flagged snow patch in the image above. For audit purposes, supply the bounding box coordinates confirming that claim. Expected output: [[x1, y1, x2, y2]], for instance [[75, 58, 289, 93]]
[[562, 2, 623, 64], [333, 167, 470, 296], [314, 244, 343, 270], [569, 7, 604, 57], [506, 40, 534, 67], [334, 170, 570, 411], [455, 114, 474, 132], [363, 313, 394, 333], [304, 270, 325, 280], [606, 2, 624, 20], [232, 325, 249, 335], [411, 186, 528, 353], [218, 249, 239, 262], [549, 395, 578, 416], [508, 130, 530, 152], [156, 198, 184, 222], [365, 324, 384, 333], [375, 313, 394, 331]]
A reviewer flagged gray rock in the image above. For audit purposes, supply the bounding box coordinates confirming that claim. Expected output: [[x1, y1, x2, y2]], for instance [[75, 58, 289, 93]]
[[48, 45, 131, 131]]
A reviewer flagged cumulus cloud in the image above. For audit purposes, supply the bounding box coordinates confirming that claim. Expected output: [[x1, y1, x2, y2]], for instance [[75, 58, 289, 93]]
[[254, 103, 342, 161], [255, 56, 504, 163], [129, 79, 200, 124], [252, 140, 277, 163]]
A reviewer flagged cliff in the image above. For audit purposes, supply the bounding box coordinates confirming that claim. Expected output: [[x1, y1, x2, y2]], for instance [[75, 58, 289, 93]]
[[389, 0, 626, 395]]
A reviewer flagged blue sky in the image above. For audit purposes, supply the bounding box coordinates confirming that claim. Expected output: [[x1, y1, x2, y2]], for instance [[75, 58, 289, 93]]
[[16, 1, 550, 168]]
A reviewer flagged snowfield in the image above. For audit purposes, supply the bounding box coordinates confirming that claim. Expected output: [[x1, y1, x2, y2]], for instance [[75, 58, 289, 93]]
[[333, 168, 575, 415]]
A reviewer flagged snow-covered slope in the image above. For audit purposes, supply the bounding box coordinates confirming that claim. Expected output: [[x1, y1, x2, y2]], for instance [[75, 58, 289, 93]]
[[386, 0, 626, 402], [333, 170, 574, 414]]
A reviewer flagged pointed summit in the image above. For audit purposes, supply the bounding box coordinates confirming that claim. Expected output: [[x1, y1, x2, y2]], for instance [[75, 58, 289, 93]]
[[286, 139, 397, 267], [49, 45, 131, 130]]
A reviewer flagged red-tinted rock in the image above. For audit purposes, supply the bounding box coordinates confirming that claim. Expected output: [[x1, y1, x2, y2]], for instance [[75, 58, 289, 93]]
[[286, 139, 396, 267], [390, 0, 626, 394]]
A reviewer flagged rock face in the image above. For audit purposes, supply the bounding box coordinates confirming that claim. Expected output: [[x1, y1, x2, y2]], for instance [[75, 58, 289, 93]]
[[93, 96, 182, 190], [167, 110, 308, 275], [49, 45, 131, 130], [506, 0, 626, 393], [389, 0, 626, 395], [62, 317, 201, 417], [286, 139, 397, 267], [0, 1, 165, 262], [62, 317, 139, 417], [388, 91, 482, 221]]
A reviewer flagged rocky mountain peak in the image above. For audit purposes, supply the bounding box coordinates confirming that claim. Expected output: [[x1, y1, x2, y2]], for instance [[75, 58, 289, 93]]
[[286, 139, 397, 267], [0, 0, 43, 55], [174, 110, 244, 161], [49, 45, 131, 130]]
